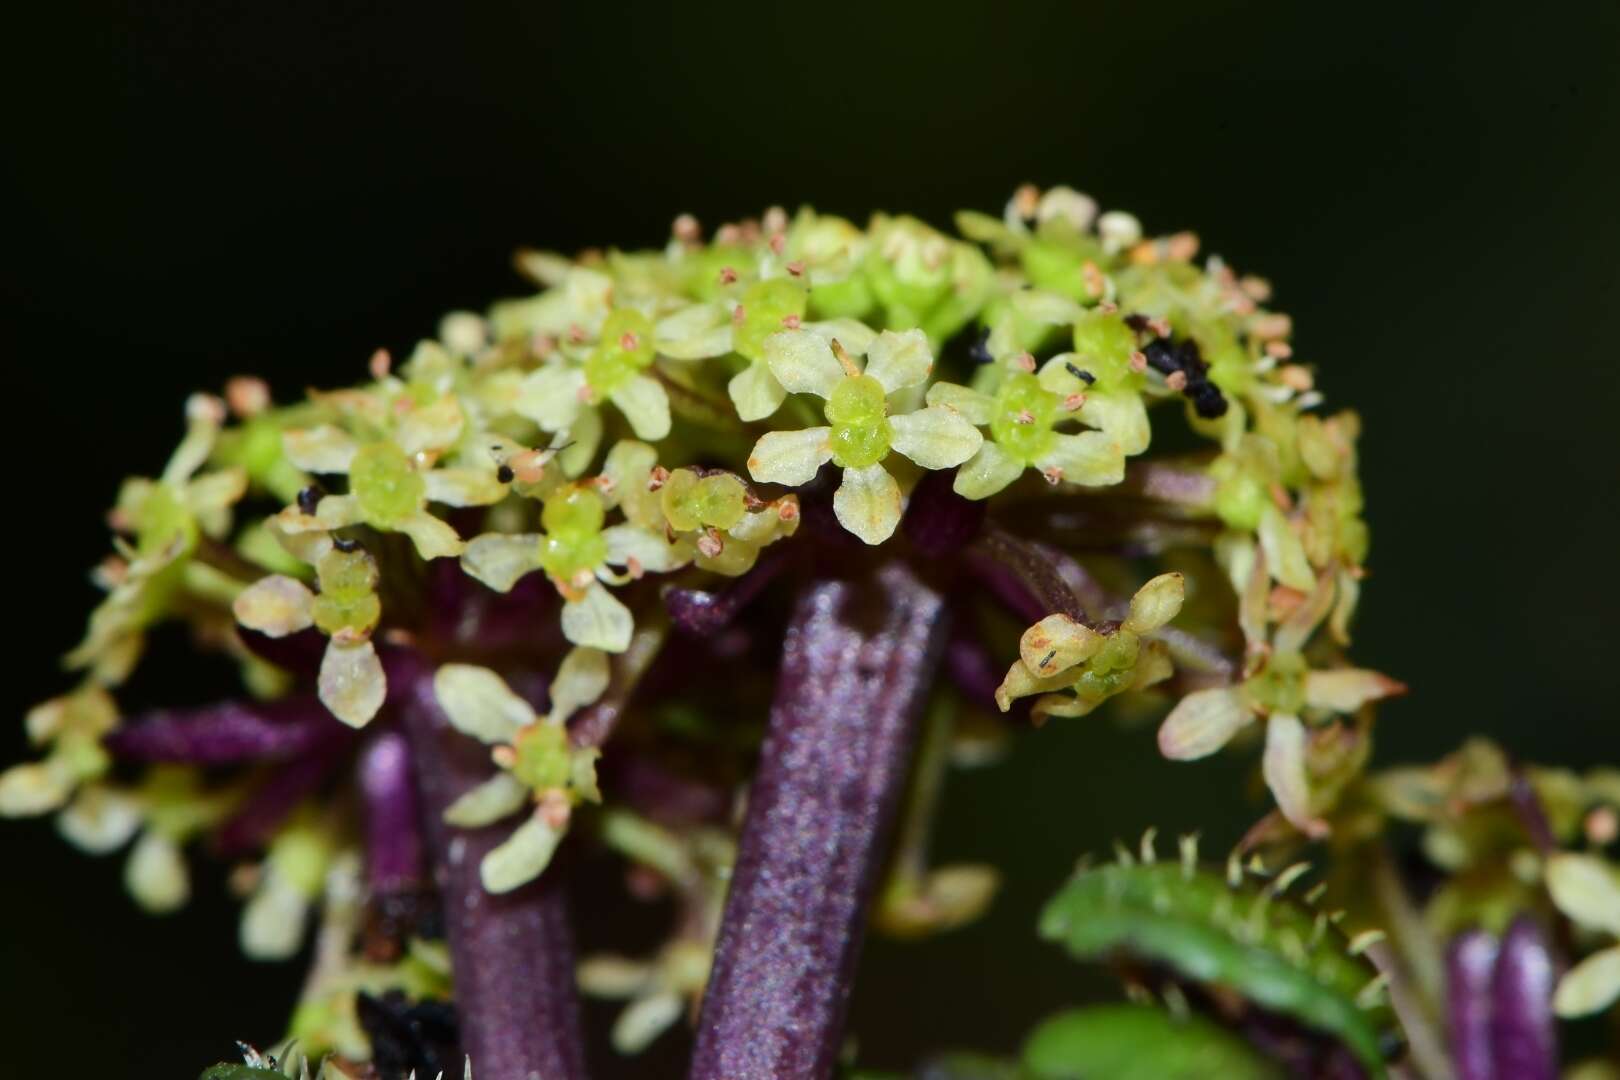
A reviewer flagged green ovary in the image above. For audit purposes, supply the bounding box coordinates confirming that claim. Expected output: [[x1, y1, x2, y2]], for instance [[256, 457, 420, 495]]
[[1070, 310, 1137, 385], [1246, 651, 1307, 715], [311, 549, 380, 635], [512, 722, 572, 791], [537, 486, 608, 581], [583, 309, 656, 395], [661, 469, 747, 532], [733, 279, 807, 361], [350, 441, 425, 527], [989, 372, 1061, 463], [825, 374, 891, 469]]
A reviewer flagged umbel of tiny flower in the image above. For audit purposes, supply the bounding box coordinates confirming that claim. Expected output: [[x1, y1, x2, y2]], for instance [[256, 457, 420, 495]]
[[746, 328, 982, 543], [1545, 852, 1620, 1017], [433, 649, 606, 893]]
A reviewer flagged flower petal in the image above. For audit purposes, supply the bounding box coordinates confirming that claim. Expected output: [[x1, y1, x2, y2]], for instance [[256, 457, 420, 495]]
[[864, 328, 933, 394], [727, 360, 789, 422], [1123, 572, 1186, 635], [558, 406, 603, 477], [550, 646, 611, 723], [612, 991, 685, 1055], [1259, 505, 1316, 592], [57, 786, 143, 853], [461, 533, 542, 593], [397, 511, 467, 560], [126, 830, 189, 913], [283, 425, 359, 474], [444, 773, 531, 828], [953, 441, 1024, 500], [1546, 854, 1620, 936], [610, 374, 671, 440], [480, 814, 564, 893], [1303, 668, 1408, 714], [657, 305, 734, 359], [833, 463, 903, 545], [240, 873, 311, 959], [747, 427, 834, 487], [1018, 614, 1104, 676], [1036, 431, 1124, 487], [1263, 713, 1326, 836], [0, 762, 73, 817], [233, 575, 316, 638], [603, 524, 688, 574], [1554, 945, 1620, 1018], [924, 382, 995, 426], [1077, 389, 1150, 456], [561, 584, 634, 652], [889, 406, 983, 470], [1157, 687, 1251, 760], [515, 365, 587, 431], [763, 329, 843, 398], [395, 395, 466, 457], [318, 639, 387, 728], [423, 468, 506, 508], [434, 663, 536, 744]]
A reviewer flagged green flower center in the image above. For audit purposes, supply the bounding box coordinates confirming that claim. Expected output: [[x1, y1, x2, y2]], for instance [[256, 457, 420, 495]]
[[350, 441, 424, 528], [826, 374, 891, 469], [538, 486, 608, 582], [733, 279, 807, 361], [1246, 651, 1307, 716], [136, 483, 198, 559], [311, 549, 380, 636], [661, 469, 747, 533], [1070, 310, 1138, 387], [990, 372, 1061, 463], [583, 309, 656, 395], [512, 721, 572, 791]]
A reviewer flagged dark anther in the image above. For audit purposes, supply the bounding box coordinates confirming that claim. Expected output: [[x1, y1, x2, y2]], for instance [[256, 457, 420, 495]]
[[1143, 336, 1228, 419], [968, 328, 994, 365], [1065, 362, 1096, 384], [356, 990, 460, 1080], [496, 464, 515, 484], [333, 536, 362, 553], [1123, 313, 1152, 333], [296, 484, 324, 514]]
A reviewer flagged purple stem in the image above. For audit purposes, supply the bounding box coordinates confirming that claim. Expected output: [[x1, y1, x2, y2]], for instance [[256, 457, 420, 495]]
[[1446, 929, 1501, 1080], [106, 696, 337, 763], [1490, 916, 1558, 1080], [396, 659, 589, 1080], [357, 731, 425, 897], [901, 467, 986, 557], [665, 550, 788, 636], [963, 526, 1087, 624], [1507, 768, 1557, 855], [945, 624, 1003, 713], [238, 627, 327, 677], [214, 745, 350, 856], [688, 562, 948, 1080]]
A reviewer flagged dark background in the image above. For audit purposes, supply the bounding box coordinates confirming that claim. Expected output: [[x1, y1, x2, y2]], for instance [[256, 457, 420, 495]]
[[4, 1, 1617, 1075]]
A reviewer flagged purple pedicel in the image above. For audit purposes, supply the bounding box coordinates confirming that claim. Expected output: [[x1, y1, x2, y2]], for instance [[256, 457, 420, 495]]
[[945, 625, 1002, 713], [665, 549, 788, 636], [238, 627, 327, 676], [1490, 917, 1558, 1080], [1507, 768, 1557, 854], [106, 696, 337, 763], [214, 744, 350, 856], [688, 562, 948, 1080], [901, 468, 986, 558], [604, 755, 728, 827], [357, 731, 424, 897], [397, 659, 589, 1080], [963, 526, 1086, 624], [1446, 929, 1501, 1080]]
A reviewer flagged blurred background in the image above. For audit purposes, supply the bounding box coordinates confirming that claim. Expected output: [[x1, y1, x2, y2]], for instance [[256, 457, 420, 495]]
[[4, 0, 1617, 1074]]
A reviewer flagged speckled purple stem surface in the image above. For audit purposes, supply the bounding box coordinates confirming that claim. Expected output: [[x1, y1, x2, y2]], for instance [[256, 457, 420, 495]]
[[397, 657, 589, 1080], [688, 561, 949, 1080]]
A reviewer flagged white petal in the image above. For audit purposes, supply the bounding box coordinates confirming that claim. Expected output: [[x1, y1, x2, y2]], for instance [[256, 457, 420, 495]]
[[603, 524, 687, 574], [1018, 614, 1104, 676], [1157, 687, 1251, 760], [576, 955, 656, 998], [747, 427, 834, 487], [889, 406, 983, 470], [803, 317, 877, 356], [763, 329, 843, 398], [1263, 714, 1325, 836], [656, 303, 733, 359], [1123, 572, 1186, 634], [1546, 854, 1620, 936], [394, 396, 466, 457], [612, 991, 685, 1054], [240, 874, 311, 959], [0, 762, 73, 817], [515, 365, 587, 431], [601, 440, 657, 507], [319, 639, 387, 728], [924, 382, 995, 426], [461, 533, 542, 593], [561, 584, 634, 653], [232, 575, 315, 637], [423, 469, 506, 508], [57, 786, 142, 853], [952, 442, 1024, 500], [864, 328, 933, 393], [186, 467, 249, 517], [558, 407, 602, 477], [283, 425, 358, 474], [444, 773, 531, 828], [1302, 669, 1407, 714], [609, 375, 671, 441], [1259, 505, 1316, 592], [550, 646, 611, 723], [480, 815, 564, 893], [433, 663, 535, 744], [833, 464, 903, 545], [126, 831, 189, 913], [1078, 390, 1150, 456], [1554, 945, 1620, 1018], [1036, 431, 1124, 487], [398, 511, 466, 560], [727, 361, 788, 422]]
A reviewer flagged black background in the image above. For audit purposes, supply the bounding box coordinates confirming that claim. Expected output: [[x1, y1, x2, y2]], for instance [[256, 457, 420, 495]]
[[3, 2, 1618, 1075]]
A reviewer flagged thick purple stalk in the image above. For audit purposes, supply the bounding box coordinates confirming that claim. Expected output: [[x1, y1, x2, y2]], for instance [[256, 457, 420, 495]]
[[215, 746, 349, 856], [357, 731, 425, 896], [901, 468, 985, 557], [1490, 917, 1557, 1080], [964, 527, 1086, 623], [665, 550, 787, 636], [106, 696, 336, 763], [689, 561, 948, 1080], [397, 659, 589, 1080], [1446, 929, 1500, 1080]]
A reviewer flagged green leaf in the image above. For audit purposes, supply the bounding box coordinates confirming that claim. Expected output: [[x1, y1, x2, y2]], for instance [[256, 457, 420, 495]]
[[1022, 1005, 1282, 1080]]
